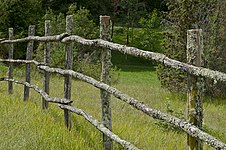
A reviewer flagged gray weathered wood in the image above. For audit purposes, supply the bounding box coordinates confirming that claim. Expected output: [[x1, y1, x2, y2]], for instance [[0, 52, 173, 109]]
[[1, 32, 226, 83], [61, 35, 226, 83], [187, 29, 204, 150], [24, 25, 35, 101], [0, 58, 225, 149], [36, 65, 226, 150], [8, 28, 14, 94], [64, 15, 73, 129], [0, 59, 43, 66], [59, 104, 139, 150], [1, 33, 226, 83], [43, 20, 51, 109], [0, 33, 68, 43], [100, 15, 113, 150], [0, 38, 5, 42], [1, 78, 72, 104]]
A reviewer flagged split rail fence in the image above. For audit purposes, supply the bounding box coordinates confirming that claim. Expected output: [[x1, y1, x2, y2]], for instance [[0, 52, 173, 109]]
[[0, 15, 226, 150]]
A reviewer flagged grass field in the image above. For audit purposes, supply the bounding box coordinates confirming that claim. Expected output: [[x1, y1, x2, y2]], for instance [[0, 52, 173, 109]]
[[0, 63, 225, 150]]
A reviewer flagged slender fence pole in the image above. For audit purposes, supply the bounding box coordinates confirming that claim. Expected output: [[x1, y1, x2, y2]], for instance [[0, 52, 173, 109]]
[[64, 15, 73, 129], [100, 15, 113, 150], [42, 20, 51, 109], [187, 29, 203, 150], [8, 28, 14, 94], [24, 25, 35, 101]]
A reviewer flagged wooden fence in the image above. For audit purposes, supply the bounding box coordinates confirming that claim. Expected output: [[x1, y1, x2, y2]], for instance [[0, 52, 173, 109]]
[[0, 15, 226, 150]]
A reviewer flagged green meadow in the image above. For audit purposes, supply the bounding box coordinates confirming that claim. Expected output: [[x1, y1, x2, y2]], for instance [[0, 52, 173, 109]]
[[0, 62, 225, 150]]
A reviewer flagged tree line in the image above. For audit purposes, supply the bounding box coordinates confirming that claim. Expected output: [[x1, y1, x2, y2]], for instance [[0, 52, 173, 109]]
[[0, 0, 225, 96]]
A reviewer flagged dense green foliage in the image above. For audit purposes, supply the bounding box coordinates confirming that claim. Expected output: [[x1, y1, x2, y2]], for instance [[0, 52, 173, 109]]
[[0, 0, 43, 58], [0, 0, 165, 57], [0, 0, 164, 80], [158, 0, 226, 96], [1, 0, 226, 96]]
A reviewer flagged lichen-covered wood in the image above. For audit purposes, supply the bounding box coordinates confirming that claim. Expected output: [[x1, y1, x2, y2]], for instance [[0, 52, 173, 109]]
[[0, 78, 72, 104], [1, 33, 226, 83], [64, 15, 73, 130], [8, 28, 14, 94], [0, 25, 226, 149], [61, 35, 226, 83], [59, 104, 139, 150], [0, 33, 68, 43], [187, 29, 203, 150], [0, 59, 225, 149], [24, 25, 35, 101], [0, 59, 44, 65], [0, 38, 5, 42], [36, 65, 226, 150], [100, 15, 113, 150], [43, 20, 51, 109]]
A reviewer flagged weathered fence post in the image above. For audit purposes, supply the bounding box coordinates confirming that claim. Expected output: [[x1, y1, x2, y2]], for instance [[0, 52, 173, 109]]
[[24, 25, 35, 101], [187, 29, 203, 150], [42, 20, 51, 109], [100, 15, 113, 150], [8, 28, 14, 94], [64, 15, 73, 129]]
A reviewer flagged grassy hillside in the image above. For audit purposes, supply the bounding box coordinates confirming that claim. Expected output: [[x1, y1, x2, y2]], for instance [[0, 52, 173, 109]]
[[0, 63, 225, 149]]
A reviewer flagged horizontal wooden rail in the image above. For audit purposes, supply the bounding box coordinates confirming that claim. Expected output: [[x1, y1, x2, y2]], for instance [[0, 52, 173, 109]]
[[0, 39, 5, 42], [37, 65, 226, 150], [59, 104, 139, 150], [0, 59, 44, 66], [0, 78, 72, 104], [63, 36, 226, 83], [0, 33, 68, 43], [0, 59, 226, 149], [0, 77, 138, 149], [1, 34, 226, 82]]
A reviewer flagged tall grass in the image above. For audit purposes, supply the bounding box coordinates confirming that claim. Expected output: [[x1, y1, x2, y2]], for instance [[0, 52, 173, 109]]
[[0, 63, 225, 149]]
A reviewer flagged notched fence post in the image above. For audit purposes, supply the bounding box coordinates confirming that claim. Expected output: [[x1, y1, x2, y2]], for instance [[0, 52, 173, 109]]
[[100, 15, 113, 150], [42, 20, 51, 109], [24, 25, 35, 101], [187, 29, 204, 150], [64, 15, 73, 130], [8, 28, 14, 94]]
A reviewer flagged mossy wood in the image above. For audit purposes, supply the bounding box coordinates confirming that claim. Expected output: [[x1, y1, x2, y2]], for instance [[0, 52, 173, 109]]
[[1, 78, 72, 104], [38, 65, 226, 150], [2, 34, 224, 83], [1, 32, 226, 83], [0, 15, 226, 150], [64, 15, 73, 130], [100, 15, 113, 150], [8, 28, 13, 94], [0, 77, 138, 150], [187, 29, 204, 150], [42, 20, 51, 109], [0, 33, 68, 43], [24, 25, 35, 101], [0, 57, 226, 150]]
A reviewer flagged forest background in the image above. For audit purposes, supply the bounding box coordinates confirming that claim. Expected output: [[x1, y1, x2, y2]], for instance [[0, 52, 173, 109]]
[[0, 0, 225, 96]]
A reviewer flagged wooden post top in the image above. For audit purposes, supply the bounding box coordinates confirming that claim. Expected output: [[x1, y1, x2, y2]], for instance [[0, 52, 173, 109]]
[[100, 16, 111, 27]]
